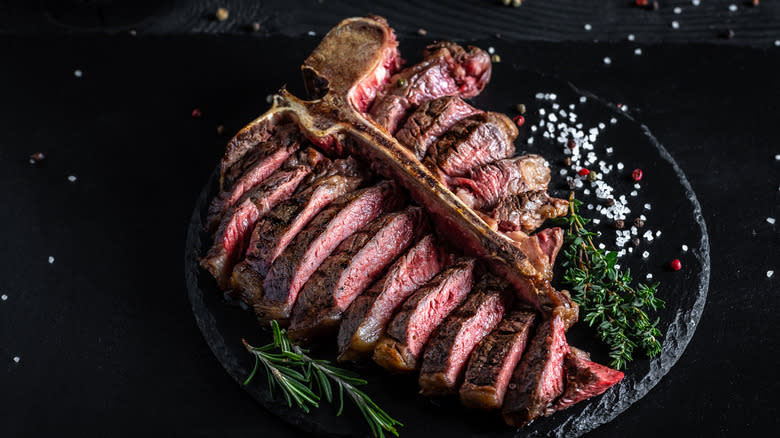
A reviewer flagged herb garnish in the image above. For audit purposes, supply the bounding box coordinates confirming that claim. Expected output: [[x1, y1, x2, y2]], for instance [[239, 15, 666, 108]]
[[556, 194, 665, 370], [243, 321, 403, 438]]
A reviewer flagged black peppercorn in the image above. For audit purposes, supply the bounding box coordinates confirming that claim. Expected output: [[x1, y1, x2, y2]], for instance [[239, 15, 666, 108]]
[[564, 157, 572, 167], [567, 179, 576, 190], [633, 218, 645, 228], [614, 219, 625, 230], [632, 237, 641, 247], [605, 198, 615, 207]]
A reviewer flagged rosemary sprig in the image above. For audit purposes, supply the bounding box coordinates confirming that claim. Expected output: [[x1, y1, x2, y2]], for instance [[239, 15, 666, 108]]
[[556, 194, 665, 370], [243, 321, 403, 438]]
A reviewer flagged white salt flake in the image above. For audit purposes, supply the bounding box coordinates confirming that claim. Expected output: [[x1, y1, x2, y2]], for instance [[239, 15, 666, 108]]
[[630, 190, 638, 197], [74, 69, 83, 78], [634, 183, 641, 189], [584, 23, 592, 31], [531, 125, 537, 132], [13, 356, 20, 363], [767, 217, 776, 225], [644, 203, 652, 210], [535, 92, 545, 100], [1, 294, 7, 301], [656, 230, 662, 237], [634, 48, 642, 56], [583, 188, 591, 195], [68, 175, 77, 182], [646, 273, 654, 280], [603, 57, 612, 65], [775, 154, 780, 160], [768, 270, 775, 278], [593, 219, 601, 224], [674, 7, 682, 14], [488, 47, 495, 54], [307, 30, 316, 36], [775, 40, 780, 47], [728, 4, 737, 12], [610, 117, 617, 124], [579, 96, 587, 103], [682, 244, 689, 252], [587, 203, 594, 210], [642, 251, 650, 259], [617, 162, 624, 170], [606, 147, 613, 154], [598, 243, 606, 250], [48, 256, 55, 264], [569, 104, 576, 110], [627, 34, 635, 41], [692, 0, 700, 5], [527, 137, 535, 145], [671, 21, 680, 29], [640, 214, 647, 221]]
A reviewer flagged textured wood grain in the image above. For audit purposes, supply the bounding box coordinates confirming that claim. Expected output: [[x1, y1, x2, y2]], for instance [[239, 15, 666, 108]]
[[2, 0, 780, 48]]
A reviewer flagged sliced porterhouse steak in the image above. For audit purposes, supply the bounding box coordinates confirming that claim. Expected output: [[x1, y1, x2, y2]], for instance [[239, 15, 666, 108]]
[[395, 96, 482, 160], [337, 234, 447, 361], [427, 112, 518, 179], [288, 206, 428, 342], [373, 258, 475, 373], [453, 155, 551, 211], [419, 274, 511, 396], [490, 191, 570, 234], [460, 310, 536, 410], [257, 180, 404, 323], [546, 349, 624, 414], [502, 310, 570, 428], [200, 164, 312, 289], [368, 42, 491, 134], [231, 157, 366, 303], [206, 124, 305, 231]]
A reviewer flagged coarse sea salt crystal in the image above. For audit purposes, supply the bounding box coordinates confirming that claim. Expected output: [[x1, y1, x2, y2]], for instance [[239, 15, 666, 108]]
[[775, 154, 780, 160], [729, 4, 737, 12], [488, 47, 495, 54], [580, 96, 587, 103], [587, 204, 594, 210], [583, 188, 591, 195], [584, 23, 592, 31], [692, 0, 700, 5], [643, 230, 654, 241], [682, 244, 689, 252], [536, 93, 545, 100], [527, 137, 535, 145], [68, 175, 77, 182], [640, 214, 647, 221], [634, 48, 642, 56], [634, 183, 641, 189], [307, 30, 316, 36], [768, 270, 775, 278], [627, 34, 635, 41], [630, 190, 638, 197], [656, 230, 662, 237], [559, 168, 567, 176], [552, 103, 560, 110], [671, 21, 680, 29], [647, 273, 654, 280], [74, 69, 83, 78], [13, 356, 20, 363], [1, 294, 7, 301], [539, 108, 546, 115], [642, 251, 650, 259], [548, 114, 558, 123], [48, 256, 55, 264], [593, 218, 601, 224], [617, 162, 624, 170], [603, 57, 612, 65], [610, 117, 617, 124], [598, 243, 605, 249], [569, 104, 576, 110], [628, 247, 633, 253], [674, 7, 682, 14], [767, 217, 776, 225]]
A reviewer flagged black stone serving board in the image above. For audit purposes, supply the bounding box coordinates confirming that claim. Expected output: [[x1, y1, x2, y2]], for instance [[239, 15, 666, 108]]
[[185, 58, 710, 437]]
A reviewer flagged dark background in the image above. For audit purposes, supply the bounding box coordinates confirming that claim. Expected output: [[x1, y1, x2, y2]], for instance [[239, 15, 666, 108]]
[[1, 1, 778, 437]]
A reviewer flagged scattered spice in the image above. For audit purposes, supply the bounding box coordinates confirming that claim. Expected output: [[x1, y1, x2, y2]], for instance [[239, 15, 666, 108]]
[[567, 179, 577, 190], [567, 138, 576, 150], [191, 108, 202, 118], [751, 0, 760, 6], [587, 170, 598, 182], [564, 157, 572, 167], [578, 168, 590, 177], [397, 78, 407, 88], [632, 168, 643, 181], [249, 22, 261, 32], [633, 217, 645, 228], [491, 54, 501, 63], [129, 29, 137, 36], [29, 152, 45, 164], [515, 103, 527, 114], [614, 219, 625, 229], [670, 259, 682, 271], [605, 198, 616, 207], [216, 125, 225, 135], [724, 29, 735, 39], [652, 1, 660, 11], [417, 28, 427, 36], [215, 8, 229, 22], [632, 237, 641, 247], [513, 115, 525, 127], [635, 0, 648, 6]]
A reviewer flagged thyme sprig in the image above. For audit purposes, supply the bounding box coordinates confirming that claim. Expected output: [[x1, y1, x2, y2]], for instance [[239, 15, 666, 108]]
[[556, 194, 665, 370], [243, 321, 402, 438]]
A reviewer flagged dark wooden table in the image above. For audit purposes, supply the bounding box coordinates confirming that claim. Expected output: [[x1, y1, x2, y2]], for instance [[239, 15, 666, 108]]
[[1, 2, 778, 437]]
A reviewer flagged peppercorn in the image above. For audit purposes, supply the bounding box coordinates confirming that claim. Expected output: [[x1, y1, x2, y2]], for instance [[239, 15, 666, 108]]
[[605, 198, 615, 207], [578, 168, 590, 177], [129, 29, 137, 36], [491, 54, 501, 63], [250, 22, 261, 32], [567, 138, 576, 150], [631, 237, 641, 247], [512, 0, 523, 7], [751, 0, 759, 6], [397, 78, 407, 88], [216, 125, 225, 135], [513, 115, 525, 127], [670, 259, 682, 271], [652, 1, 660, 11], [567, 179, 577, 190], [587, 171, 598, 182], [632, 168, 643, 181], [191, 108, 202, 118], [633, 217, 645, 228], [215, 8, 229, 22], [417, 28, 427, 36], [635, 0, 647, 6], [515, 103, 526, 114], [564, 157, 572, 167], [29, 152, 45, 163], [614, 219, 625, 229]]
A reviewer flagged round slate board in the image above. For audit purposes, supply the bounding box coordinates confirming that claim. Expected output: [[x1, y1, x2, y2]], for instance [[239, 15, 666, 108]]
[[184, 64, 710, 437]]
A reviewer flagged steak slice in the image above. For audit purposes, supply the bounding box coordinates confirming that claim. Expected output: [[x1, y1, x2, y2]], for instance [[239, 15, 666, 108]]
[[287, 206, 428, 342], [373, 258, 475, 373], [337, 234, 447, 361], [502, 310, 569, 428], [453, 155, 551, 210], [395, 96, 482, 160], [368, 42, 491, 133], [200, 165, 312, 289], [257, 180, 404, 323], [231, 158, 366, 303], [419, 274, 511, 396], [460, 310, 536, 410], [513, 227, 564, 282], [546, 349, 624, 414], [491, 191, 569, 234], [427, 112, 518, 178]]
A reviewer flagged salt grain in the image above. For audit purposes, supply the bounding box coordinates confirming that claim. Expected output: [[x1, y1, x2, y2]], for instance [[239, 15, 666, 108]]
[[656, 230, 662, 237], [74, 69, 83, 78], [768, 271, 775, 278], [671, 21, 680, 29], [488, 47, 495, 54], [617, 162, 624, 170], [593, 219, 601, 224], [67, 175, 77, 182], [606, 147, 613, 154], [630, 190, 638, 197], [610, 117, 617, 124], [587, 203, 594, 210], [775, 40, 780, 47], [627, 34, 635, 41], [775, 154, 780, 160], [634, 183, 641, 189], [598, 243, 606, 250], [583, 188, 591, 195], [584, 24, 592, 31], [642, 251, 650, 259], [580, 96, 587, 103], [646, 273, 653, 280], [1, 294, 7, 301], [674, 7, 682, 14], [634, 48, 642, 56], [48, 256, 55, 264], [603, 57, 612, 65], [728, 4, 738, 12], [307, 31, 316, 36], [644, 203, 652, 210], [692, 0, 700, 5], [682, 244, 689, 252], [13, 356, 20, 363], [527, 137, 535, 145], [767, 217, 776, 225]]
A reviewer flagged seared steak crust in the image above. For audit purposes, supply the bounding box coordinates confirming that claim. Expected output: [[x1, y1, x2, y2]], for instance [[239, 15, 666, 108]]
[[453, 155, 551, 211], [491, 191, 569, 233], [395, 96, 482, 160], [547, 349, 624, 414]]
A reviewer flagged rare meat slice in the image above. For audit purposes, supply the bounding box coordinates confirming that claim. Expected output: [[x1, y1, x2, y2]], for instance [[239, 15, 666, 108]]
[[419, 274, 511, 396], [546, 349, 624, 414], [257, 181, 404, 323], [460, 310, 536, 410], [231, 158, 366, 303], [288, 206, 428, 342], [373, 258, 475, 373], [206, 125, 304, 231], [490, 191, 569, 233], [453, 155, 551, 210], [395, 96, 482, 160], [511, 227, 564, 282], [337, 234, 447, 361], [200, 165, 312, 289], [427, 112, 518, 178], [368, 42, 491, 133], [502, 310, 569, 428]]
